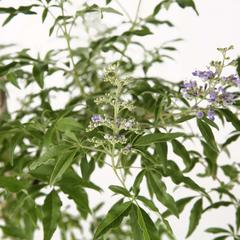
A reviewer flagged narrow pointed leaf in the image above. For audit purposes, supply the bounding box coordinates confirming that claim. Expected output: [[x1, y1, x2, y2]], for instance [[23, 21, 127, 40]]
[[42, 190, 62, 240], [197, 119, 218, 152], [50, 151, 76, 185], [94, 200, 132, 239], [186, 198, 203, 237]]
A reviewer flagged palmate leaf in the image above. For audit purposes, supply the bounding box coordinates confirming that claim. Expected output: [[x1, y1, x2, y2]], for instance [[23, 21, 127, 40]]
[[134, 132, 185, 146], [186, 198, 203, 237], [42, 190, 62, 240], [93, 200, 132, 239]]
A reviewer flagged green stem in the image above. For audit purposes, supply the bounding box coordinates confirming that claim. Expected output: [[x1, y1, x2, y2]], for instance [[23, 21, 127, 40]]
[[59, 0, 85, 94]]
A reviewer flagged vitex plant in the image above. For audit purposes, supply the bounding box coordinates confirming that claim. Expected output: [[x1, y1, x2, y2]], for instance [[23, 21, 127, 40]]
[[0, 1, 240, 240]]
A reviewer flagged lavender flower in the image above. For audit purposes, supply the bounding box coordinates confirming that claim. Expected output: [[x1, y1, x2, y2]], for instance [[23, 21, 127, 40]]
[[91, 114, 103, 123], [230, 74, 240, 86], [182, 81, 197, 90], [220, 91, 236, 105], [207, 109, 215, 121], [192, 70, 214, 80], [209, 91, 217, 102], [196, 111, 204, 119]]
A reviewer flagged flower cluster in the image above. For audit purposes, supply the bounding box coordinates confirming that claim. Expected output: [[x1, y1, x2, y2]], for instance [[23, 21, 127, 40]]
[[181, 47, 239, 121], [87, 64, 140, 150]]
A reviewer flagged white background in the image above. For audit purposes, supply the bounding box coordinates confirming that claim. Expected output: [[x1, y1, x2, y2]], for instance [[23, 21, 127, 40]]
[[0, 0, 240, 239]]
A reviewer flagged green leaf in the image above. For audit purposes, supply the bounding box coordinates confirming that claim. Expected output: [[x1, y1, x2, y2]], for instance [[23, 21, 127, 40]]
[[237, 56, 240, 78], [212, 236, 229, 240], [176, 0, 199, 15], [137, 195, 158, 212], [100, 7, 123, 17], [109, 185, 131, 197], [32, 63, 48, 89], [153, 0, 171, 16], [106, 0, 113, 4], [42, 190, 62, 240], [205, 227, 229, 234], [162, 197, 194, 218], [136, 206, 159, 240], [30, 144, 67, 170], [201, 140, 218, 177], [133, 170, 145, 194], [197, 119, 218, 152], [221, 165, 238, 181], [0, 176, 28, 192], [7, 72, 20, 89], [50, 151, 77, 185], [219, 109, 240, 131], [0, 225, 26, 239], [134, 132, 184, 146], [94, 200, 132, 239], [56, 117, 82, 131], [147, 173, 179, 217], [9, 133, 23, 166], [124, 26, 153, 37], [59, 178, 90, 219], [172, 139, 191, 170], [42, 8, 48, 23], [0, 62, 17, 76], [166, 161, 205, 194], [236, 206, 240, 230], [222, 133, 240, 148], [203, 201, 232, 213], [130, 205, 144, 240], [186, 198, 203, 237], [155, 141, 168, 166], [80, 155, 95, 180]]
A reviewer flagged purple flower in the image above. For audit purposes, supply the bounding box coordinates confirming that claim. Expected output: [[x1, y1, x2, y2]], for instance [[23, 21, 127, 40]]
[[182, 80, 197, 89], [207, 109, 215, 121], [230, 74, 240, 86], [209, 91, 217, 102], [221, 91, 236, 105], [91, 114, 103, 123], [192, 70, 214, 80], [196, 111, 204, 119]]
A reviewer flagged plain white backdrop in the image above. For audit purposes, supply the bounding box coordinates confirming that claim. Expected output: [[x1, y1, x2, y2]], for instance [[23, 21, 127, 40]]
[[1, 0, 240, 239]]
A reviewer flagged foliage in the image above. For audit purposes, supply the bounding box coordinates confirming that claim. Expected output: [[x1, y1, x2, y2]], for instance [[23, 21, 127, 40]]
[[0, 0, 240, 240]]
